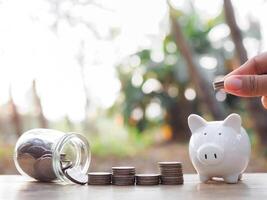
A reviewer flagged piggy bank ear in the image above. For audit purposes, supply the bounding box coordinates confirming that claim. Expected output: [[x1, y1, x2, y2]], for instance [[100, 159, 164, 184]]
[[188, 114, 207, 133], [223, 113, 241, 133]]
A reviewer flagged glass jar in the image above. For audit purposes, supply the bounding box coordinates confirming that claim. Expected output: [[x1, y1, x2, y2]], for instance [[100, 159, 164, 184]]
[[14, 129, 91, 183]]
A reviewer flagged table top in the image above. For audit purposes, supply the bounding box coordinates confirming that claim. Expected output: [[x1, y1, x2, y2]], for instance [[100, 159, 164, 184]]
[[1, 174, 267, 200]]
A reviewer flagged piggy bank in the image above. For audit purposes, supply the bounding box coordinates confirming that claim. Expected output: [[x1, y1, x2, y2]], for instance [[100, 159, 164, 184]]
[[187, 113, 251, 184]]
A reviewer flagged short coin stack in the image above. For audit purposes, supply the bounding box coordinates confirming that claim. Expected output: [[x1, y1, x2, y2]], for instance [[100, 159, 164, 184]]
[[112, 167, 135, 186], [159, 162, 184, 185], [136, 174, 160, 185], [88, 172, 112, 185]]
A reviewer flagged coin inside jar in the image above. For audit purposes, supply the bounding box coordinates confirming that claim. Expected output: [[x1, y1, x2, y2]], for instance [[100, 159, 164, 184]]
[[65, 167, 88, 185], [34, 156, 56, 182], [17, 153, 37, 178], [14, 129, 91, 184]]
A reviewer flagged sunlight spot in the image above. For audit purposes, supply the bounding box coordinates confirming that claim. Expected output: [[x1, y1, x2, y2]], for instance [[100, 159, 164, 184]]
[[184, 88, 196, 101], [131, 71, 143, 87], [216, 90, 227, 102], [208, 24, 230, 42], [166, 42, 177, 53], [150, 50, 164, 63], [200, 56, 217, 70], [131, 107, 143, 121], [129, 55, 141, 67], [167, 86, 179, 98], [146, 101, 162, 120], [223, 40, 234, 52], [165, 55, 177, 65], [142, 78, 162, 94]]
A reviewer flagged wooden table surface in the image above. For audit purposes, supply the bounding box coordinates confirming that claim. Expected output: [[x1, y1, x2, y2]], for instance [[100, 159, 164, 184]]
[[1, 174, 267, 200]]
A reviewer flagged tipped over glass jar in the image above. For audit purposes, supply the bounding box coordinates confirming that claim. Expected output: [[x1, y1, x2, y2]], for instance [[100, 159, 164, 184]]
[[13, 129, 91, 184]]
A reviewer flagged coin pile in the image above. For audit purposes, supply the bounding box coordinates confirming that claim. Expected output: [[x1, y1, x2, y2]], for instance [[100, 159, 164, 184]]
[[17, 138, 77, 182], [136, 174, 160, 185], [17, 141, 185, 186], [213, 80, 224, 90], [112, 167, 135, 186], [159, 162, 184, 185], [88, 172, 112, 185], [17, 138, 57, 182]]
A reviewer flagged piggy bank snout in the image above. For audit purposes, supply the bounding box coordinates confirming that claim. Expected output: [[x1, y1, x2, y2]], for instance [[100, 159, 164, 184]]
[[197, 144, 224, 165]]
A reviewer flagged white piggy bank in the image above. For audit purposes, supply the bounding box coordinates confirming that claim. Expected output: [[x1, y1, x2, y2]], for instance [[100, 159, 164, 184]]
[[187, 113, 251, 184]]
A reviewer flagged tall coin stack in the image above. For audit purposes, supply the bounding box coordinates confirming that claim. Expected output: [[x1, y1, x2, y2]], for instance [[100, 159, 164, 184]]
[[112, 166, 135, 186], [159, 162, 184, 185]]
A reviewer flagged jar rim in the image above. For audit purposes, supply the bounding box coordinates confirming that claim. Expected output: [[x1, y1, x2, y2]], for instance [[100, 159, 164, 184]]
[[52, 132, 91, 183]]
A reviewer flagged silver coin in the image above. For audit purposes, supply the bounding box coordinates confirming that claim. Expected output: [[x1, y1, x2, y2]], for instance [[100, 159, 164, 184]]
[[27, 146, 46, 159], [17, 153, 37, 178], [34, 157, 56, 182], [18, 142, 32, 154], [65, 167, 88, 185], [61, 160, 73, 171]]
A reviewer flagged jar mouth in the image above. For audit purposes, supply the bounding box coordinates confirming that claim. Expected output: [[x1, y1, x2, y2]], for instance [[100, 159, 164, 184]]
[[52, 133, 91, 183]]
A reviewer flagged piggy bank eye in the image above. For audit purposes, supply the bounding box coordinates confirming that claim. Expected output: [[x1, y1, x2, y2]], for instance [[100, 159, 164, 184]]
[[218, 132, 222, 135], [204, 133, 207, 136]]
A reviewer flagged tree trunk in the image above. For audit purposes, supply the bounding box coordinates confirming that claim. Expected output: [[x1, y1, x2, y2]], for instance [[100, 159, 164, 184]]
[[32, 80, 48, 128], [77, 41, 91, 132], [167, 86, 194, 141], [223, 0, 267, 146], [8, 88, 22, 137], [169, 11, 225, 119]]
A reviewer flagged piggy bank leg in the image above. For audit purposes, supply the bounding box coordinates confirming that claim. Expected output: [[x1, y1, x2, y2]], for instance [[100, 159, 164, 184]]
[[224, 174, 239, 184], [199, 174, 210, 183]]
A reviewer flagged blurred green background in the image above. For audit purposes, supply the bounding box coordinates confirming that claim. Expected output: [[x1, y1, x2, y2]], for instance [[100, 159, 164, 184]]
[[1, 0, 267, 174]]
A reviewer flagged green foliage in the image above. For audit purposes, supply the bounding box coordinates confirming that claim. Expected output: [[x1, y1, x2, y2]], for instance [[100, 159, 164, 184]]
[[114, 5, 226, 136], [90, 126, 155, 157], [113, 1, 262, 141]]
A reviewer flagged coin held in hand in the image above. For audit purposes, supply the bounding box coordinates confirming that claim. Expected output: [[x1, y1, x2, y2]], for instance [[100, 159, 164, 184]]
[[213, 80, 224, 90]]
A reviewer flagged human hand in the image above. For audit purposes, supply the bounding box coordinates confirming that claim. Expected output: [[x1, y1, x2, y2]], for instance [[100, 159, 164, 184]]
[[223, 52, 267, 109]]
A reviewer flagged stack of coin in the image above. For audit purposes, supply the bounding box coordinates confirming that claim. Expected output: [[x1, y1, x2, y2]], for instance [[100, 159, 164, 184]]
[[135, 174, 160, 185], [88, 172, 112, 185], [17, 138, 56, 182], [213, 80, 224, 90], [112, 166, 135, 186], [159, 162, 184, 185]]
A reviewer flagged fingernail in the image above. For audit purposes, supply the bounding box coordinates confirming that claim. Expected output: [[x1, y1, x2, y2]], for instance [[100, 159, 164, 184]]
[[225, 76, 243, 91], [262, 96, 267, 109]]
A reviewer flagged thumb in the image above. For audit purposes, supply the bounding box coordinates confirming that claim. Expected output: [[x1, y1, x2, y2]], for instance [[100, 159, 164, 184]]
[[224, 75, 267, 97]]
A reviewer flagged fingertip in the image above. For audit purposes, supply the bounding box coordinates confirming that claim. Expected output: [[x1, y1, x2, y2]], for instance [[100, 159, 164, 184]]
[[224, 76, 243, 91]]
